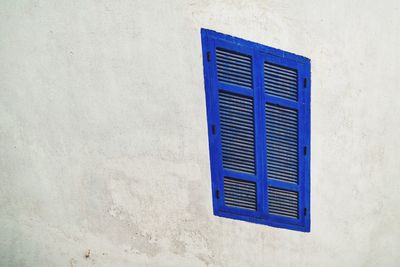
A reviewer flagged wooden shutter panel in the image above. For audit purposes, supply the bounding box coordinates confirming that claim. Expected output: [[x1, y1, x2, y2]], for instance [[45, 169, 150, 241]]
[[265, 63, 300, 219], [202, 37, 262, 218], [263, 57, 309, 231], [202, 29, 310, 232]]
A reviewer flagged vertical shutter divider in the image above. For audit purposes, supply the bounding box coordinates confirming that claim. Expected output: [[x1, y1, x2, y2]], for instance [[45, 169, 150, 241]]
[[253, 50, 267, 217]]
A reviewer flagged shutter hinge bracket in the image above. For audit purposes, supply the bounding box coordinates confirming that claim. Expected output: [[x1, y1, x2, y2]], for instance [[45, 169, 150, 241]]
[[216, 190, 220, 199], [304, 208, 307, 216], [211, 124, 216, 135], [303, 78, 307, 88], [207, 51, 211, 62], [303, 146, 307, 155]]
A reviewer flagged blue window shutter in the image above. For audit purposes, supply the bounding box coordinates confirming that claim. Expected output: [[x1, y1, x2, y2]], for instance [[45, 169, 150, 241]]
[[201, 29, 310, 232]]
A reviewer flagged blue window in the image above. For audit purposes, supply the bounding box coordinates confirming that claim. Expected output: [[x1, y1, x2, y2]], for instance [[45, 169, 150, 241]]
[[201, 29, 311, 232]]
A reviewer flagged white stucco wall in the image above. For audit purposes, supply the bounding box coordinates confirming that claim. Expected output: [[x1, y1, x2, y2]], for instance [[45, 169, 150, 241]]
[[1, 0, 400, 266]]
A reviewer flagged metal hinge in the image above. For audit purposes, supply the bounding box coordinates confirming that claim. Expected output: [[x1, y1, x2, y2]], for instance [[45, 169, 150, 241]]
[[207, 51, 211, 62], [303, 78, 307, 88], [304, 208, 307, 216], [216, 190, 220, 199], [304, 146, 307, 155]]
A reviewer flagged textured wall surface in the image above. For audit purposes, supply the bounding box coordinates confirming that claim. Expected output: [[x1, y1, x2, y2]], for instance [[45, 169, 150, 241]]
[[1, 0, 400, 266]]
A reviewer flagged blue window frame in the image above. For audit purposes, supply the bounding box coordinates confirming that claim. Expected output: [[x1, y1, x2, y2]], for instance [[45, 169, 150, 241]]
[[201, 29, 311, 232]]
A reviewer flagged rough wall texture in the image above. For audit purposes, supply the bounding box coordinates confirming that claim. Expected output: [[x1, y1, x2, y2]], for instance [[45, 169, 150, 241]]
[[1, 0, 400, 266]]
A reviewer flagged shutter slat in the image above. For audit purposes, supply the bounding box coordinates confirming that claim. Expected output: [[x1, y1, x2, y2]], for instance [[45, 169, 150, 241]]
[[219, 91, 255, 174], [268, 187, 298, 218], [264, 62, 298, 101], [266, 103, 298, 184], [216, 48, 252, 89], [224, 178, 257, 210]]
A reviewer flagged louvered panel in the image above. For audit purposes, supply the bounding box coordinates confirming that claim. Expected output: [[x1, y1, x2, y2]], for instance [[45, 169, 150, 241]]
[[216, 48, 252, 89], [219, 91, 255, 174], [224, 177, 257, 210], [266, 103, 298, 183], [264, 62, 298, 101], [268, 187, 298, 218]]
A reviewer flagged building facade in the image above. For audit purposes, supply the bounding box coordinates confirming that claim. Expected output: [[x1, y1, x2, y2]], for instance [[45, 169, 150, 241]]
[[1, 0, 399, 266]]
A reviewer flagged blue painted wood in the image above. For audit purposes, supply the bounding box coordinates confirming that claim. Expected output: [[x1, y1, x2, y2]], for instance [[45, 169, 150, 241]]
[[201, 28, 310, 232]]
